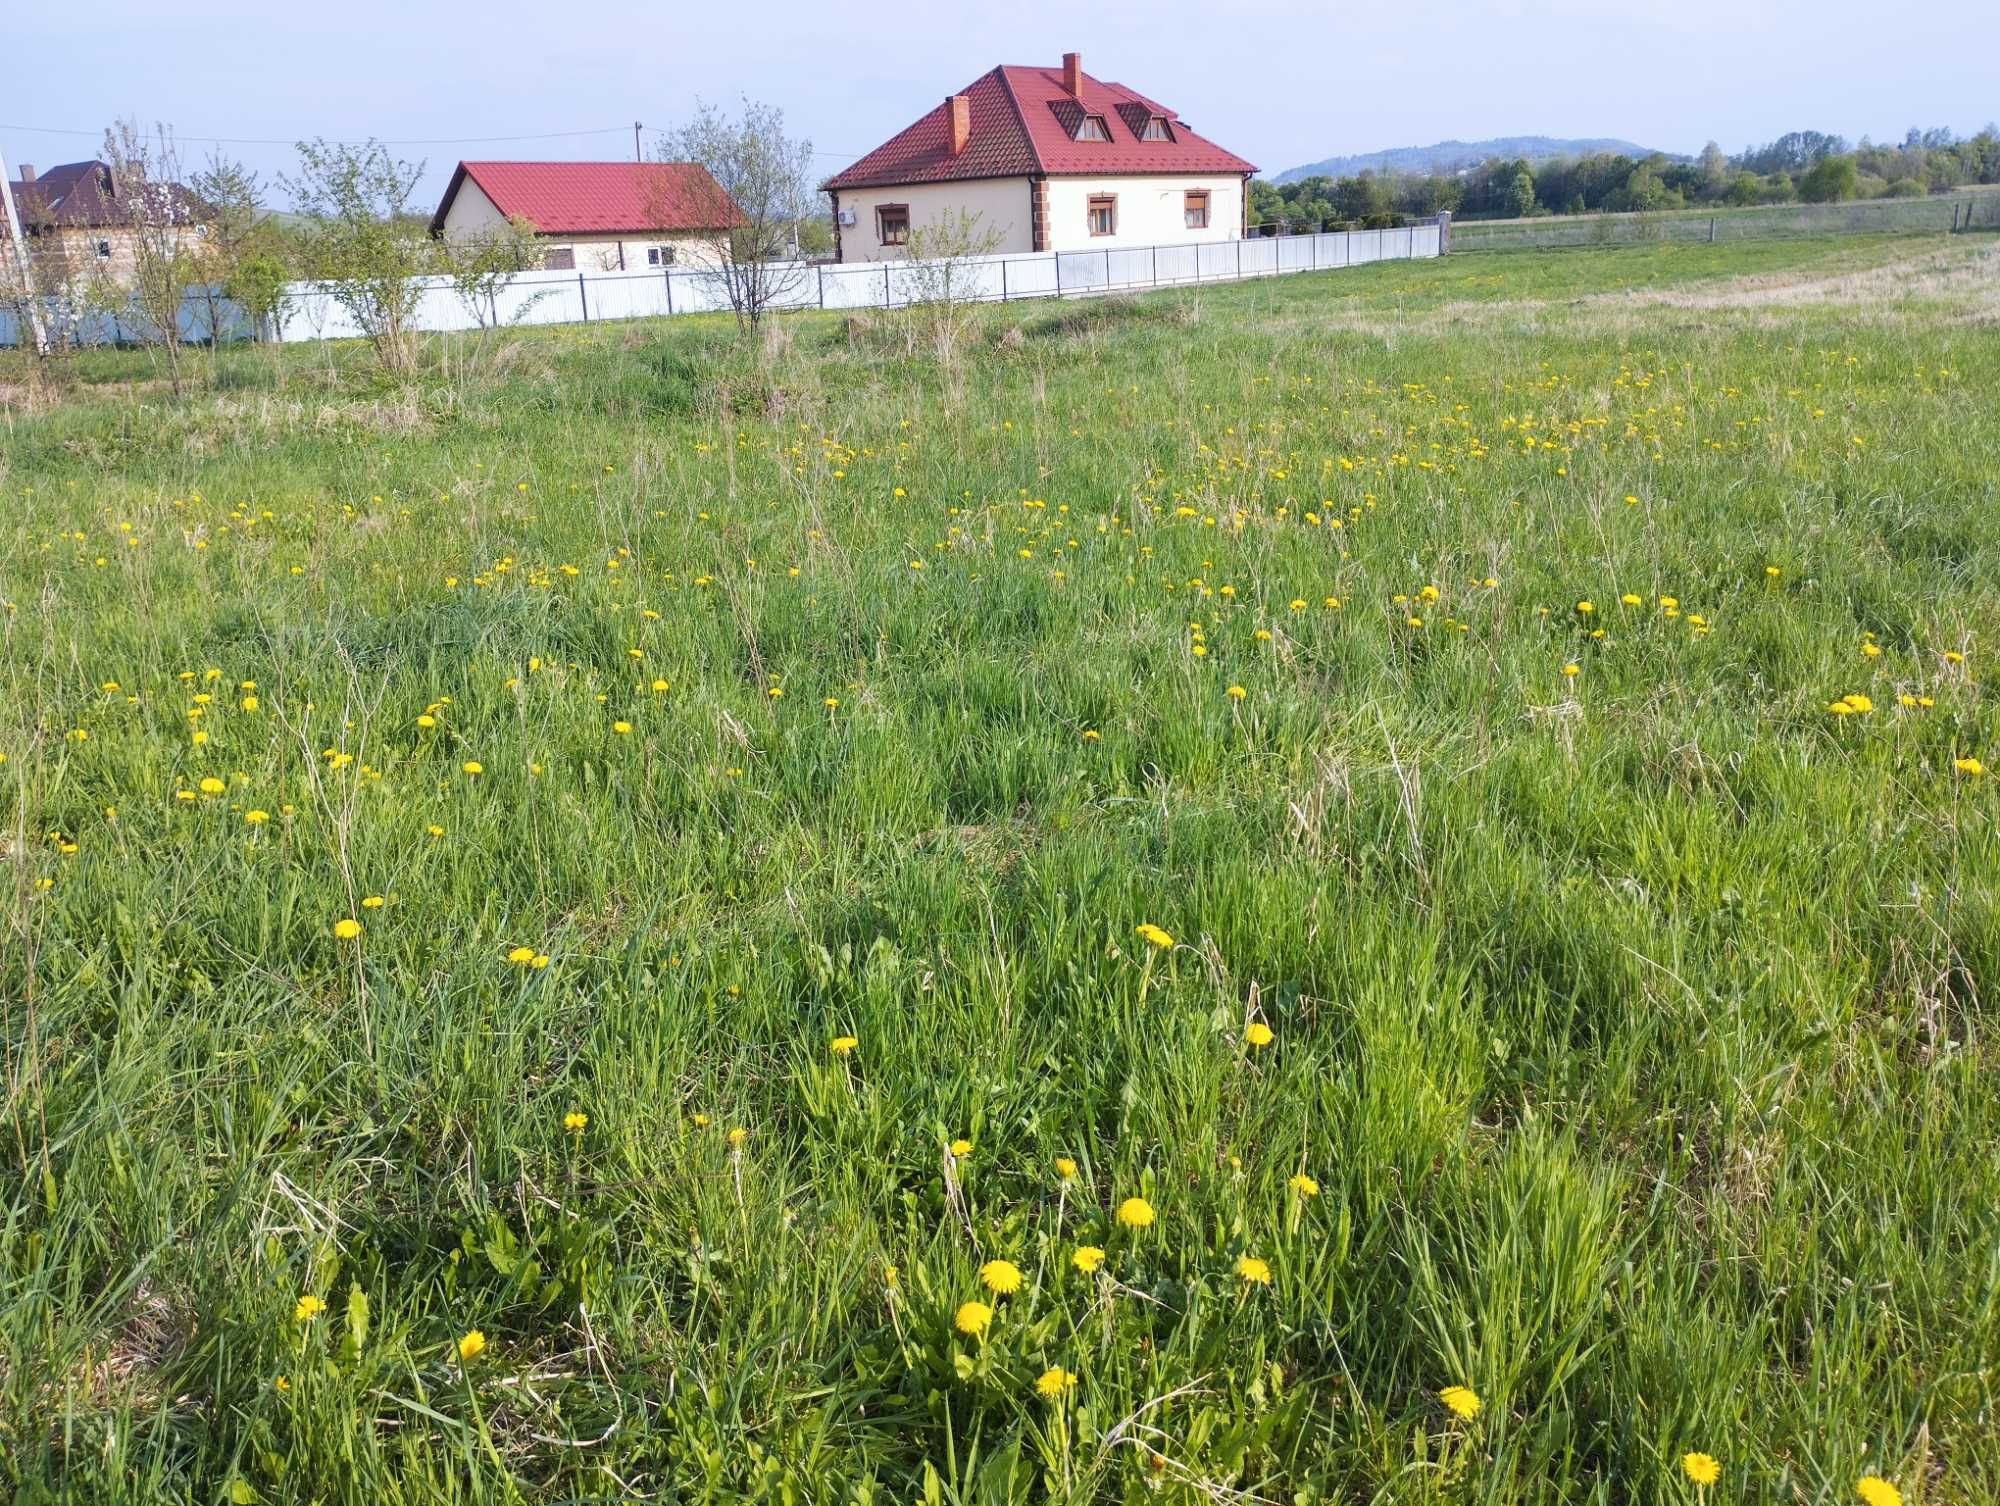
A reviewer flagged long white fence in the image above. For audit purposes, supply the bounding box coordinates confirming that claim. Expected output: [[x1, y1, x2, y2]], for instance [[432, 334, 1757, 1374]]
[[3, 219, 1443, 348]]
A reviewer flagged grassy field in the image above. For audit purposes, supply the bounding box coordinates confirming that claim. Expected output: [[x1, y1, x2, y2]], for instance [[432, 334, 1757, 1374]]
[[1449, 188, 2000, 250], [3, 232, 1998, 1505]]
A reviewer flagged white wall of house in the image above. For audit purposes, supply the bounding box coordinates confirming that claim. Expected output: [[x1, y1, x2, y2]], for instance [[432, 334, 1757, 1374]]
[[833, 177, 1033, 262], [1043, 174, 1244, 253], [438, 176, 726, 273]]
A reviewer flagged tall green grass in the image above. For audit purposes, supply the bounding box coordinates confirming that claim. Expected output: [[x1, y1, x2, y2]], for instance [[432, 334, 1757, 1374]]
[[2, 235, 1997, 1505]]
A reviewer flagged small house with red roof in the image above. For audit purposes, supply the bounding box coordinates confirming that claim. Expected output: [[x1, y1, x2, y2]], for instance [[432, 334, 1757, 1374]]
[[823, 53, 1255, 263], [430, 160, 745, 273]]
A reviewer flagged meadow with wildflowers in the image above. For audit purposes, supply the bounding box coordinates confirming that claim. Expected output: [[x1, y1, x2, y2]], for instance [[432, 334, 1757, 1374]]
[[3, 233, 1998, 1504]]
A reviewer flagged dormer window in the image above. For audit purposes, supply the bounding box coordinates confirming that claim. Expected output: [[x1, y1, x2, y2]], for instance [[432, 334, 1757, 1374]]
[[1140, 116, 1173, 142], [1074, 115, 1111, 142]]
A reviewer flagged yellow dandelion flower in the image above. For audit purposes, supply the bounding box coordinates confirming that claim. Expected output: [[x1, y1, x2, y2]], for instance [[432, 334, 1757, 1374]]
[[244, 809, 269, 824], [830, 1034, 859, 1055], [199, 776, 226, 795], [294, 1294, 324, 1322], [1116, 1196, 1156, 1229], [507, 945, 536, 966], [462, 760, 484, 775], [1954, 757, 1983, 776], [1072, 1245, 1106, 1273], [1135, 923, 1174, 950], [1681, 1452, 1720, 1487], [1235, 1254, 1272, 1285], [1288, 1172, 1320, 1197], [1035, 1366, 1078, 1399], [563, 1111, 588, 1132], [954, 1300, 993, 1337], [1225, 684, 1247, 700], [456, 1329, 487, 1362], [727, 1126, 749, 1148], [1855, 1478, 1902, 1506], [1054, 1156, 1078, 1180], [980, 1259, 1025, 1295], [1439, 1385, 1480, 1420], [1244, 1021, 1274, 1048], [333, 918, 362, 940]]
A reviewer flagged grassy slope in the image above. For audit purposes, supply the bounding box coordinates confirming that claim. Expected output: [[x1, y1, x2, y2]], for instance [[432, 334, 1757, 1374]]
[[3, 236, 1998, 1505]]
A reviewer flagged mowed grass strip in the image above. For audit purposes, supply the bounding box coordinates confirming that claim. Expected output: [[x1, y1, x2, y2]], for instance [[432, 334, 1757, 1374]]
[[2, 235, 1997, 1505]]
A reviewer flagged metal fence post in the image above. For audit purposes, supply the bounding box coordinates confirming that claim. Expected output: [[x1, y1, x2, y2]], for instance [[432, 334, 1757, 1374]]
[[665, 267, 674, 315], [817, 264, 825, 309], [883, 263, 890, 308], [1236, 239, 1242, 277], [578, 273, 589, 321], [1001, 259, 1008, 300], [1055, 253, 1061, 295]]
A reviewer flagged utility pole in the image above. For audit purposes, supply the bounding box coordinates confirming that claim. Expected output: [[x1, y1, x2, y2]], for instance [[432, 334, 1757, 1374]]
[[634, 122, 643, 163], [0, 146, 52, 358]]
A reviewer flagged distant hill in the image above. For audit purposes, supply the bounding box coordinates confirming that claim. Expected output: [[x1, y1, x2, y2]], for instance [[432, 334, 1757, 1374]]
[[1274, 137, 1681, 184]]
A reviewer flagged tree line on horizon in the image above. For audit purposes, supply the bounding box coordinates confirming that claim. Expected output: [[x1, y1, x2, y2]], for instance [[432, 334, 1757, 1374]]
[[1247, 125, 2000, 229]]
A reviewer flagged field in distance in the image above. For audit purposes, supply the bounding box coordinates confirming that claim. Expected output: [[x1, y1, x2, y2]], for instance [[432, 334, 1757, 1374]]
[[3, 233, 1997, 1504]]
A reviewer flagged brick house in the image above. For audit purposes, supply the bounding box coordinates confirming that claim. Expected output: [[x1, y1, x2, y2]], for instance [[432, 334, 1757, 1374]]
[[823, 53, 1256, 263], [429, 161, 745, 273], [4, 160, 215, 285]]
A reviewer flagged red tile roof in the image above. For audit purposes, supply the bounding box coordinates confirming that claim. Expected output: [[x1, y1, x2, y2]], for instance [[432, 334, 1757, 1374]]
[[430, 161, 745, 237], [824, 63, 1256, 191]]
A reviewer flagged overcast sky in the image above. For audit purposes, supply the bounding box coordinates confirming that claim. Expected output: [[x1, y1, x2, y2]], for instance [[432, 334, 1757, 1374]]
[[7, 0, 1995, 204]]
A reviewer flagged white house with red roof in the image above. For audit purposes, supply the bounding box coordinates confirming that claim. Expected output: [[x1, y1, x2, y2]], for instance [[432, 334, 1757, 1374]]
[[823, 53, 1255, 263], [429, 161, 744, 273]]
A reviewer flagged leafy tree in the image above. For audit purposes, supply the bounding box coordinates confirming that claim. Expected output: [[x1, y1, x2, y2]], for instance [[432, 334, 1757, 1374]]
[[1506, 168, 1537, 219], [281, 139, 435, 374], [1697, 141, 1728, 198], [101, 120, 205, 394], [662, 98, 814, 331], [187, 151, 274, 346], [1798, 154, 1858, 203], [438, 214, 544, 335]]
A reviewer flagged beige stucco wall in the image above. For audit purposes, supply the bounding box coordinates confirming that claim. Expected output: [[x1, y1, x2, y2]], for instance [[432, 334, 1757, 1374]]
[[1043, 175, 1244, 253], [26, 224, 212, 288], [438, 175, 728, 272], [832, 177, 1033, 262]]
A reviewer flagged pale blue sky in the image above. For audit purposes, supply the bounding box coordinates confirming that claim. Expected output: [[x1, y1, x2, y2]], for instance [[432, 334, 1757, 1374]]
[[8, 0, 1994, 204]]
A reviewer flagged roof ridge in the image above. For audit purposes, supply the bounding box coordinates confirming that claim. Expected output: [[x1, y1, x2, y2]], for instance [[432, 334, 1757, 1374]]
[[988, 65, 1048, 177]]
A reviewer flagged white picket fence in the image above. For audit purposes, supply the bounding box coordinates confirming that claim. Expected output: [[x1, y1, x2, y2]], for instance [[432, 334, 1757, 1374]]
[[2, 219, 1443, 348]]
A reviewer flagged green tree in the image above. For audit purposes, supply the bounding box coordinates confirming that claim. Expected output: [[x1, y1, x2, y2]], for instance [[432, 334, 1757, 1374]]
[[1506, 168, 1537, 219], [1798, 154, 1858, 203], [281, 139, 435, 374]]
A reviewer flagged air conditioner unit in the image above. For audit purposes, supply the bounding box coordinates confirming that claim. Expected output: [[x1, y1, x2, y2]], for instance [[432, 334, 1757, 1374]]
[[835, 209, 856, 226]]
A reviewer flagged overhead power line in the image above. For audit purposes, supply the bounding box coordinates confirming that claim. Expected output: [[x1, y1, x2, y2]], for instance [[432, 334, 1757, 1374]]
[[0, 121, 865, 159]]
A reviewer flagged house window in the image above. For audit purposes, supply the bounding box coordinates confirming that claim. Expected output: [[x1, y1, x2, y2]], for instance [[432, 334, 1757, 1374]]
[[94, 239, 113, 260], [1184, 191, 1211, 230], [1087, 195, 1117, 236], [647, 246, 676, 266], [1075, 115, 1111, 142], [1141, 116, 1173, 142], [876, 204, 910, 246], [543, 247, 576, 270]]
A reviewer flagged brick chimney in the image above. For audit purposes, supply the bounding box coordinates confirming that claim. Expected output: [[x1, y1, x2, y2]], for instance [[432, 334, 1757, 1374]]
[[17, 163, 33, 183], [1063, 52, 1083, 98], [947, 93, 971, 156]]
